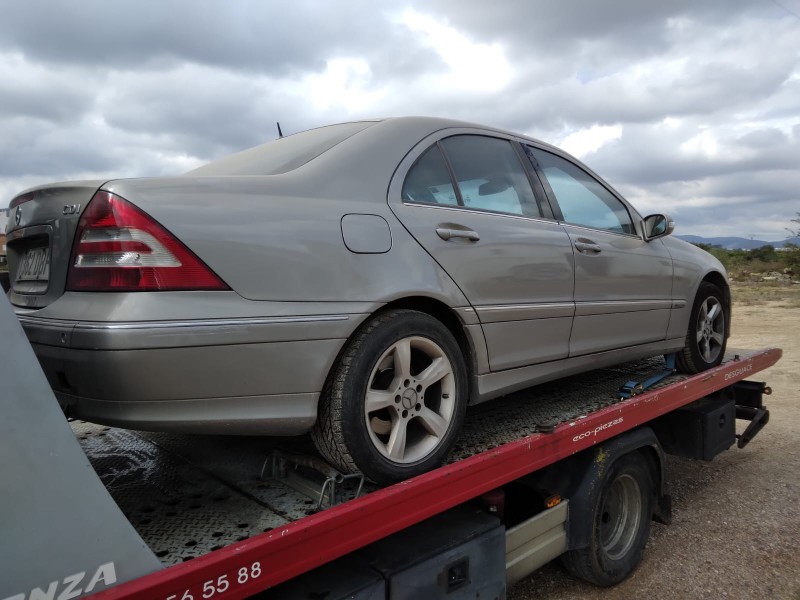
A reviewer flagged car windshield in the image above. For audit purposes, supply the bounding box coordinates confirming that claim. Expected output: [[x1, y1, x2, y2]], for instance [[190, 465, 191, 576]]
[[187, 121, 376, 176]]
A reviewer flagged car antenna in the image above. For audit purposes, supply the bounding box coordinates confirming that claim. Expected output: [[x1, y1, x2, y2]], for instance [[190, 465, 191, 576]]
[[277, 122, 284, 138]]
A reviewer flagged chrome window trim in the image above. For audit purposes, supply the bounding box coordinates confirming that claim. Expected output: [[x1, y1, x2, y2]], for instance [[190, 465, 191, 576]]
[[558, 221, 644, 240], [401, 200, 559, 226]]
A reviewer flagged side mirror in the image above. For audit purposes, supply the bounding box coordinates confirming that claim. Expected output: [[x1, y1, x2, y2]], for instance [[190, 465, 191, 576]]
[[643, 214, 674, 241]]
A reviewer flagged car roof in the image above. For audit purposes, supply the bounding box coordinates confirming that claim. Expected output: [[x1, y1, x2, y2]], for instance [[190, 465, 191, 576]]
[[374, 116, 558, 150]]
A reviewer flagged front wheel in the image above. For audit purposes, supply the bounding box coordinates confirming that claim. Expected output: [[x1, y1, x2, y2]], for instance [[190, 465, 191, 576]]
[[562, 452, 655, 586], [311, 309, 468, 485], [676, 282, 728, 373]]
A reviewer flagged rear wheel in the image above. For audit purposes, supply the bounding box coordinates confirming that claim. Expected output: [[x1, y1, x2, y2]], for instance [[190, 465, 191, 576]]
[[676, 282, 728, 373], [562, 452, 655, 586], [312, 309, 468, 485]]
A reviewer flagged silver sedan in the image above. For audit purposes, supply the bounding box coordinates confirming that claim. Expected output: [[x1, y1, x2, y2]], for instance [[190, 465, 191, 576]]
[[5, 117, 729, 483]]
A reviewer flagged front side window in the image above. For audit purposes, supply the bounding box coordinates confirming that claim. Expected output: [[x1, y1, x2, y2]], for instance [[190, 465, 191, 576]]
[[528, 147, 634, 234], [401, 135, 542, 218]]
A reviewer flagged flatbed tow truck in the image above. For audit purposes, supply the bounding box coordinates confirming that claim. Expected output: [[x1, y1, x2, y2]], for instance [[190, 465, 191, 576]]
[[1, 291, 781, 600]]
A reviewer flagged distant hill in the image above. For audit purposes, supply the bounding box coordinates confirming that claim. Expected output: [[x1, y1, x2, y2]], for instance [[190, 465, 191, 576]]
[[676, 235, 800, 250]]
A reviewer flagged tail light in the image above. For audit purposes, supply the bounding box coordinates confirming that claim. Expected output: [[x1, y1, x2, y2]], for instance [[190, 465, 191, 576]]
[[66, 191, 229, 292]]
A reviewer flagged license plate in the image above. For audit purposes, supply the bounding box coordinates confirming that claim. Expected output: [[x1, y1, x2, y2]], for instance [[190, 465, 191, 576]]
[[16, 246, 51, 283]]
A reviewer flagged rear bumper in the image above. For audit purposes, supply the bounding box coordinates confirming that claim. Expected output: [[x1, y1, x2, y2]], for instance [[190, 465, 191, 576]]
[[20, 311, 366, 435], [56, 390, 320, 435]]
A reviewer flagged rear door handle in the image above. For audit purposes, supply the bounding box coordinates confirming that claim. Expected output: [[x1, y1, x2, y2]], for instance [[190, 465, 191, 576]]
[[574, 240, 602, 253], [436, 227, 480, 242]]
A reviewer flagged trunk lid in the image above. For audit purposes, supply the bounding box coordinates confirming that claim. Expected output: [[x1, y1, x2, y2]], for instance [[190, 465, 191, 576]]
[[5, 180, 105, 309]]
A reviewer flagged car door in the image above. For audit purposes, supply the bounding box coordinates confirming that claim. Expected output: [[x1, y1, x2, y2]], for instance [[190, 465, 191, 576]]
[[526, 145, 674, 356], [389, 132, 575, 371]]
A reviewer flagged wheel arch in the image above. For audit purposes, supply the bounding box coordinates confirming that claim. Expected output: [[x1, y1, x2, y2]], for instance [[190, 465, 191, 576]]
[[526, 426, 671, 551], [376, 296, 481, 381], [559, 433, 667, 586], [701, 270, 731, 338], [316, 295, 482, 425]]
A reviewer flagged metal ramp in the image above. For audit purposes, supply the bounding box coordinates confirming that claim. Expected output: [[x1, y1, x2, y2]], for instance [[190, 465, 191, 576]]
[[0, 293, 161, 599]]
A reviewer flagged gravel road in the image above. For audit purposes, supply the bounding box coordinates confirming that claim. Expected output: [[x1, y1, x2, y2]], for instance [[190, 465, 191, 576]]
[[510, 301, 800, 600]]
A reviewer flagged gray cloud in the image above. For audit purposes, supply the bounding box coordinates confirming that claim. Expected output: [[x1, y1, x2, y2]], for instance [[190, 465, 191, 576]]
[[0, 1, 392, 74], [0, 0, 798, 239], [588, 123, 800, 186]]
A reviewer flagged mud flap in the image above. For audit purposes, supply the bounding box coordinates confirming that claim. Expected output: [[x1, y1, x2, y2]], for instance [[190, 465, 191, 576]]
[[0, 293, 161, 599]]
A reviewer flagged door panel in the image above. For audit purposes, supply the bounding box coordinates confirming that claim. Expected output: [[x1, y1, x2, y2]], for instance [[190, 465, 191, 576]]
[[526, 146, 675, 356], [566, 227, 674, 354], [480, 311, 574, 369], [398, 205, 575, 370], [391, 135, 575, 371]]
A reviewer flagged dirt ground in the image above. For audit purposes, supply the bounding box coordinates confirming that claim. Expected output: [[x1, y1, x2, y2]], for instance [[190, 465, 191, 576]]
[[510, 291, 800, 600]]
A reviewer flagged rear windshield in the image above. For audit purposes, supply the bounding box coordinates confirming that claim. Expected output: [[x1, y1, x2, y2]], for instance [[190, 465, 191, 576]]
[[187, 121, 376, 176]]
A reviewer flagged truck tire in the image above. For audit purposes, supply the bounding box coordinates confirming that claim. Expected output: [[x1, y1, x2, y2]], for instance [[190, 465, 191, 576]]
[[676, 281, 728, 373], [562, 451, 654, 586], [311, 309, 468, 485]]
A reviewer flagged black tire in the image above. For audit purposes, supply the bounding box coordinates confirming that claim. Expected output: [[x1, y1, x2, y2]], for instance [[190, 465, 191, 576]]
[[562, 452, 654, 587], [676, 282, 728, 373], [311, 309, 468, 485]]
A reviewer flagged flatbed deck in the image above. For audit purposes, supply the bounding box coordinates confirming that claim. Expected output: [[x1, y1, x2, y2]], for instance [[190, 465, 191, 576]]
[[81, 347, 780, 599]]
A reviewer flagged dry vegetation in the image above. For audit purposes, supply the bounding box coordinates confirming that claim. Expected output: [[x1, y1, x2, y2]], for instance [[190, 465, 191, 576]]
[[731, 282, 800, 308]]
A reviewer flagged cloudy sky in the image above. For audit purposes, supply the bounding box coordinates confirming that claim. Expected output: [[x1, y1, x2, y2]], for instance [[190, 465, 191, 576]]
[[1, 0, 799, 239]]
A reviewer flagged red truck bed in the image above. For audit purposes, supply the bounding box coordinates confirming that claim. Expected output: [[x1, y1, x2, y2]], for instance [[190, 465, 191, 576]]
[[85, 348, 780, 599]]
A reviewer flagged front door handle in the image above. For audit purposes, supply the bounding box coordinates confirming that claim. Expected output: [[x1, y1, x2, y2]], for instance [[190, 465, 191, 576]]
[[574, 240, 602, 253], [436, 227, 480, 242]]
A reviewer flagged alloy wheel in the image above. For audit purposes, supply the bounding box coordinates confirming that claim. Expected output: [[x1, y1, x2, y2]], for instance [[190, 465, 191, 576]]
[[364, 336, 456, 464], [696, 296, 725, 364]]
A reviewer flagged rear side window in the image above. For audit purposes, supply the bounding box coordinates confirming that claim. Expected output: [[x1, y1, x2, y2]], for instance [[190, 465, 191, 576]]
[[402, 135, 542, 218], [188, 121, 375, 176], [528, 147, 634, 235], [401, 144, 459, 205], [442, 136, 540, 217]]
